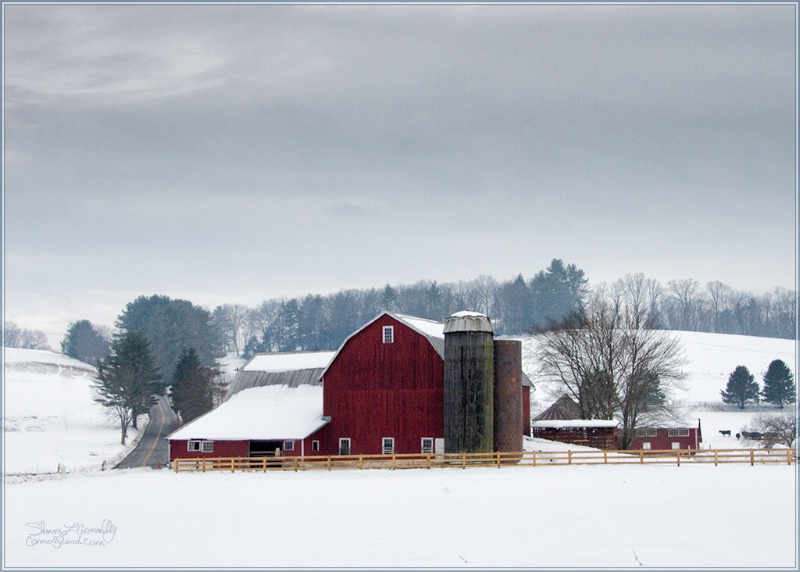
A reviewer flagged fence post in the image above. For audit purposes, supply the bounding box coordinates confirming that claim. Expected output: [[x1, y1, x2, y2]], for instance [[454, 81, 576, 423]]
[[750, 449, 755, 466], [788, 448, 792, 465], [392, 455, 397, 470], [714, 450, 718, 466], [639, 450, 644, 464], [497, 452, 501, 468], [532, 451, 537, 467], [359, 455, 364, 470], [603, 450, 608, 464], [294, 457, 299, 472], [676, 450, 681, 467], [568, 450, 572, 465], [327, 456, 332, 471], [462, 453, 466, 469]]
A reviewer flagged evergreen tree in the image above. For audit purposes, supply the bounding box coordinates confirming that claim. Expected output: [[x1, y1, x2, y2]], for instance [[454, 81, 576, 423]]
[[720, 365, 760, 409], [761, 359, 796, 409], [171, 348, 215, 423], [94, 332, 163, 444], [529, 259, 588, 330], [116, 295, 224, 383], [61, 320, 111, 365]]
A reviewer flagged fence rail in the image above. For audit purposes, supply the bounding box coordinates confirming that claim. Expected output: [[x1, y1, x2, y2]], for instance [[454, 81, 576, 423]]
[[173, 447, 796, 473]]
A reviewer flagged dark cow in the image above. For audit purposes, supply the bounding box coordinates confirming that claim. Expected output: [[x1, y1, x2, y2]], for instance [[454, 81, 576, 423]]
[[719, 430, 731, 437]]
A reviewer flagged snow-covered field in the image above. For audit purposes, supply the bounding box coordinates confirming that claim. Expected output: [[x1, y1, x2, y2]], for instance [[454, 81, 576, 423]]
[[4, 464, 796, 568], [2, 331, 797, 568], [3, 348, 140, 475]]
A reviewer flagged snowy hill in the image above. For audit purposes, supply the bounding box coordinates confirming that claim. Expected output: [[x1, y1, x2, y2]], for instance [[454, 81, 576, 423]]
[[518, 330, 795, 448], [3, 348, 140, 474]]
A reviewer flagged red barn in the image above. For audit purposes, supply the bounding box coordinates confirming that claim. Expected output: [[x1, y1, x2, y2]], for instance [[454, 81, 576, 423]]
[[628, 419, 703, 451], [168, 311, 533, 461]]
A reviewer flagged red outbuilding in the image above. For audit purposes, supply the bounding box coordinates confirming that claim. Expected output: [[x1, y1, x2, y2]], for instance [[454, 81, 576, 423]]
[[628, 419, 703, 451]]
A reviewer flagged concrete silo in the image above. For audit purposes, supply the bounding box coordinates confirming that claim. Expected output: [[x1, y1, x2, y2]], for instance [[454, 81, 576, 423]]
[[443, 311, 494, 454]]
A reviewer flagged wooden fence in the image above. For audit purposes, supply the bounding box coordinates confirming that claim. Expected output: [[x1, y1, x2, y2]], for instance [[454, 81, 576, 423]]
[[173, 447, 796, 473]]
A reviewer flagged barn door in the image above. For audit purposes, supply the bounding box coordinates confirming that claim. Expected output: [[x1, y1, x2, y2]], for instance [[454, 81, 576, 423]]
[[434, 438, 445, 455]]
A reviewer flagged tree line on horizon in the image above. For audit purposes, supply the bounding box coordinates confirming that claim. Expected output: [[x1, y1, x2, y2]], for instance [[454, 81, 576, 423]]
[[3, 258, 796, 362]]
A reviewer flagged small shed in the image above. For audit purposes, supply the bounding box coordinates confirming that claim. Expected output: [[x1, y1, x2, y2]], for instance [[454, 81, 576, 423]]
[[628, 419, 703, 451], [531, 395, 619, 449]]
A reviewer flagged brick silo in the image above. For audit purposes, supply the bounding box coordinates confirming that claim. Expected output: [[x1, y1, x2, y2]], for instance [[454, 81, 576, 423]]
[[443, 311, 494, 454], [493, 339, 523, 452]]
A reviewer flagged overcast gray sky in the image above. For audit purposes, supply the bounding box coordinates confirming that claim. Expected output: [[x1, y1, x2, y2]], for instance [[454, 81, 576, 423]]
[[2, 3, 796, 345]]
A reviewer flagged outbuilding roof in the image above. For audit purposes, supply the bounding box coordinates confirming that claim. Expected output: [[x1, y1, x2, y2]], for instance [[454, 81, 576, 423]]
[[224, 350, 335, 402], [168, 384, 327, 441], [533, 394, 582, 421]]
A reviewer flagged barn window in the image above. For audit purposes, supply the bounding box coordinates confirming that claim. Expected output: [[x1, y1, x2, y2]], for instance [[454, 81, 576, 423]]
[[668, 428, 690, 437], [642, 442, 651, 450], [671, 442, 680, 450], [421, 438, 433, 454], [383, 326, 394, 343], [339, 438, 351, 456], [187, 440, 201, 452], [636, 428, 657, 437], [201, 441, 214, 453], [284, 441, 294, 451], [312, 440, 320, 452], [383, 437, 395, 455]]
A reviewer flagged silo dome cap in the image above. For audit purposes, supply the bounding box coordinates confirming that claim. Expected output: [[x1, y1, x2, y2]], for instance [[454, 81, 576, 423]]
[[444, 311, 494, 333]]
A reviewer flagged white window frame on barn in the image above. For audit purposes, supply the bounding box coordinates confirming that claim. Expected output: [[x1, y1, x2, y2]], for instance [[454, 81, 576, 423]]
[[284, 440, 294, 451], [383, 437, 395, 455], [201, 441, 214, 453], [312, 440, 320, 452], [382, 326, 394, 343], [668, 428, 690, 437], [642, 442, 651, 450], [187, 440, 201, 452], [636, 428, 658, 437], [339, 438, 351, 456], [421, 438, 433, 454], [671, 442, 681, 450]]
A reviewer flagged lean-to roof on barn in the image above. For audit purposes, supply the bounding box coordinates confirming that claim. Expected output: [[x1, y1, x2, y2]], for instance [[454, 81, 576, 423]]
[[224, 350, 336, 402]]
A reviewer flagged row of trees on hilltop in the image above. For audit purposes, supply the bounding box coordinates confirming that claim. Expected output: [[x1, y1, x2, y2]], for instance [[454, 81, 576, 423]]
[[3, 321, 51, 351], [209, 267, 795, 359]]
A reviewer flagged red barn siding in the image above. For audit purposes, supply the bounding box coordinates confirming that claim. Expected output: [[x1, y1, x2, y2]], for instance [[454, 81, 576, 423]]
[[316, 314, 444, 455], [629, 428, 701, 451], [169, 439, 249, 461]]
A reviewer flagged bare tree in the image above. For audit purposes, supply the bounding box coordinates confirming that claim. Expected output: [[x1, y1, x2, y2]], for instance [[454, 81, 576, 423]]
[[706, 281, 731, 333], [213, 304, 251, 356], [535, 291, 688, 449], [3, 321, 51, 350], [667, 278, 705, 331], [747, 413, 798, 448]]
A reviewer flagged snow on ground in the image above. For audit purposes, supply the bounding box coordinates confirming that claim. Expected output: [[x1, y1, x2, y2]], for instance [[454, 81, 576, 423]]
[[2, 332, 798, 568], [3, 348, 140, 474], [3, 464, 796, 568], [521, 330, 796, 450]]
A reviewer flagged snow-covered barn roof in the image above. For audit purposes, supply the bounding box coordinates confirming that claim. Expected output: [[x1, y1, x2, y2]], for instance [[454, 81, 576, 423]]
[[532, 419, 619, 429], [168, 385, 327, 441], [224, 350, 335, 402]]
